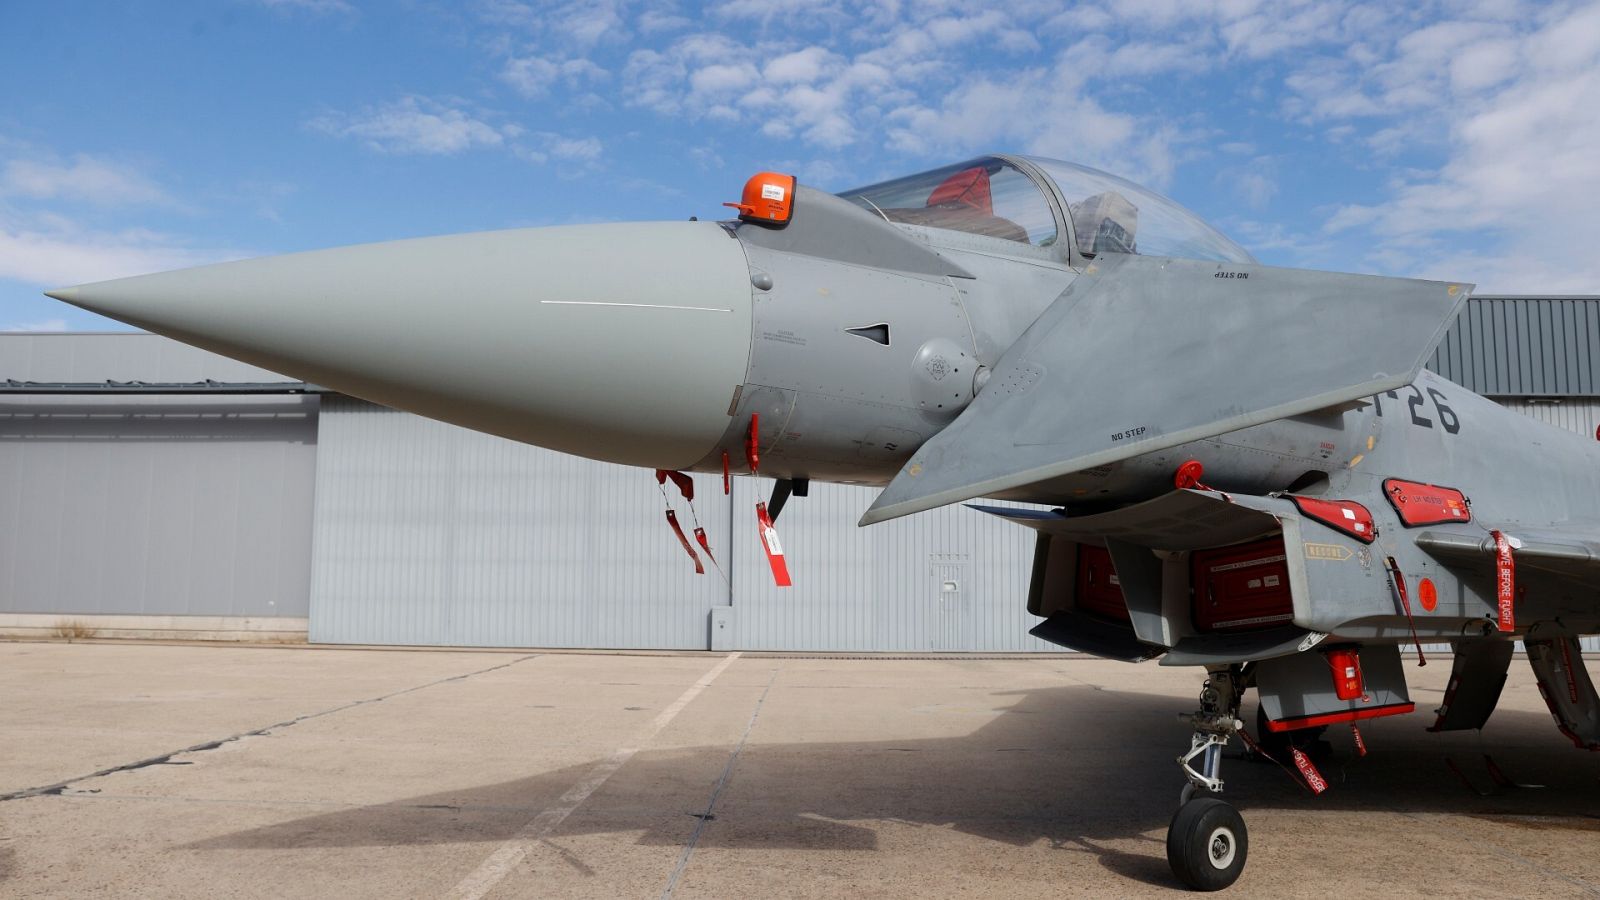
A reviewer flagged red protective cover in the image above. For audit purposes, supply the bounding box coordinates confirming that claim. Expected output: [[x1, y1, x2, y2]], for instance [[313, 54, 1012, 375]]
[[1075, 544, 1130, 622], [1383, 478, 1471, 526], [1191, 536, 1294, 633], [1288, 496, 1376, 544], [927, 167, 993, 213]]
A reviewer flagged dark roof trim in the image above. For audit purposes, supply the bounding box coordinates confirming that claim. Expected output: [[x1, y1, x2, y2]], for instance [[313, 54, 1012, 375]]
[[2, 380, 325, 394]]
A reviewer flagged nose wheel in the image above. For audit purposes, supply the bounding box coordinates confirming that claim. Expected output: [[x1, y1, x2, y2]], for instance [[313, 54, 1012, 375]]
[[1168, 665, 1249, 891], [1167, 797, 1248, 891]]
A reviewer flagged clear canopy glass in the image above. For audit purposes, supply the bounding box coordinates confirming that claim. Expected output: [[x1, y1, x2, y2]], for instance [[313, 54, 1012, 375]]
[[837, 155, 1254, 264], [1022, 156, 1255, 263], [837, 158, 1058, 248]]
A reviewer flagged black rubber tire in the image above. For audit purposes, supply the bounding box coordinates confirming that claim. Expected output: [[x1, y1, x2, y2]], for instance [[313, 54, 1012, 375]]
[[1166, 797, 1248, 891]]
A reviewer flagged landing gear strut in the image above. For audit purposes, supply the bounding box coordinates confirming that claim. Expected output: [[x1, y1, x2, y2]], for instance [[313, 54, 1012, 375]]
[[1168, 665, 1248, 891]]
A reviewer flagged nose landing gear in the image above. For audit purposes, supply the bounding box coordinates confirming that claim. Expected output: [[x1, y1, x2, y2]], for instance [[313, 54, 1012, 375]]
[[1168, 665, 1248, 891]]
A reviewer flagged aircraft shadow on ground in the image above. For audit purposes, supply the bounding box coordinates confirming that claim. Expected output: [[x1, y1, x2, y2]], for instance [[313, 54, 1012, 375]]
[[188, 682, 1599, 886]]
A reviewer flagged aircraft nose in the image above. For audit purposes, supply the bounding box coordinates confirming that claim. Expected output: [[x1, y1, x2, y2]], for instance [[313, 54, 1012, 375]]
[[46, 222, 754, 470]]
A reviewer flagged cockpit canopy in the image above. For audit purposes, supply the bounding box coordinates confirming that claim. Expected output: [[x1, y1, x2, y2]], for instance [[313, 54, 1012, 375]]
[[837, 155, 1255, 264]]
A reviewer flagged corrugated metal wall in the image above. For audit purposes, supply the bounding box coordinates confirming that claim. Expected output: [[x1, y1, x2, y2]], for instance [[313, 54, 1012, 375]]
[[0, 334, 319, 619], [308, 397, 731, 648], [308, 398, 1061, 650], [0, 394, 318, 617], [1430, 296, 1600, 396], [727, 478, 1054, 651], [1496, 397, 1600, 435]]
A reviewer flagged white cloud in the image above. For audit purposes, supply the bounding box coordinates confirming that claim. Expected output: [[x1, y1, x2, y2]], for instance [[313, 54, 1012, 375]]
[[1301, 3, 1600, 291], [0, 214, 244, 286], [478, 0, 629, 47], [500, 54, 608, 98], [310, 97, 510, 155], [2, 318, 68, 332], [1, 155, 172, 207], [546, 135, 603, 161], [763, 46, 833, 84]]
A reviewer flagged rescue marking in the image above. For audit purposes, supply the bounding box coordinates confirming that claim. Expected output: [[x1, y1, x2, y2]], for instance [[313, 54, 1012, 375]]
[[446, 653, 743, 900], [1304, 543, 1353, 561]]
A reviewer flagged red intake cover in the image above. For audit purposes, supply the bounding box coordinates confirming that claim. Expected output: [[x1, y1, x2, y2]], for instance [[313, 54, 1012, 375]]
[[1288, 496, 1376, 544], [1191, 536, 1293, 633], [1383, 479, 1472, 526], [1075, 544, 1130, 622]]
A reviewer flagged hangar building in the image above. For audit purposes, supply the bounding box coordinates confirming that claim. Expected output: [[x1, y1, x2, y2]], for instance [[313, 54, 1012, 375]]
[[3, 295, 1599, 651]]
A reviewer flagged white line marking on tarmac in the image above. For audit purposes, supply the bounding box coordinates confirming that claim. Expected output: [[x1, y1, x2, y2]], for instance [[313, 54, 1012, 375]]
[[444, 652, 743, 900]]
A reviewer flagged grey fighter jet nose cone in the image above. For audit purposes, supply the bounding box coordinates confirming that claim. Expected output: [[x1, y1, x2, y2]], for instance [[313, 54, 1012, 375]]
[[47, 222, 755, 470]]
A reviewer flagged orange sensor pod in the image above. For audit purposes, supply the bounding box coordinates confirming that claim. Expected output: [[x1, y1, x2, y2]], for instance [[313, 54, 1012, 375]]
[[724, 171, 796, 227]]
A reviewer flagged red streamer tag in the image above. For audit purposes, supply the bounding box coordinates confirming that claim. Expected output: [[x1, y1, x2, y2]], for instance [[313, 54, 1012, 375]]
[[693, 526, 716, 564], [721, 450, 731, 495], [755, 501, 792, 587], [1492, 530, 1515, 632], [665, 510, 704, 575], [1350, 724, 1367, 757], [1291, 747, 1329, 794]]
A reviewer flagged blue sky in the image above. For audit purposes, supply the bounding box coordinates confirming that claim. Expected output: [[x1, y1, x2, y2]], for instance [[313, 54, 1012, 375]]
[[2, 0, 1598, 331]]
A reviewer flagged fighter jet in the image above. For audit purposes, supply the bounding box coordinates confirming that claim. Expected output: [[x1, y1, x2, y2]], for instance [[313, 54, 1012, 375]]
[[45, 154, 1600, 890]]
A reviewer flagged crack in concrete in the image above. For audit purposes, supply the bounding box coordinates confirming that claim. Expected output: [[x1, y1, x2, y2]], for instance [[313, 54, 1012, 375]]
[[659, 664, 782, 899], [0, 653, 539, 803]]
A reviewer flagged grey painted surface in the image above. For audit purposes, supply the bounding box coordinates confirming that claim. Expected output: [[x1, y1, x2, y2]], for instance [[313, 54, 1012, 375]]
[[309, 397, 1062, 651], [1429, 296, 1600, 397], [1, 332, 300, 383], [865, 254, 1467, 524], [49, 222, 755, 471], [727, 477, 1058, 651], [307, 397, 730, 648], [0, 393, 317, 617]]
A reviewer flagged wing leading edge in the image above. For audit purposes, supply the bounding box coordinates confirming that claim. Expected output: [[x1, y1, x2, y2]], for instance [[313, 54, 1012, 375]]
[[861, 254, 1470, 525]]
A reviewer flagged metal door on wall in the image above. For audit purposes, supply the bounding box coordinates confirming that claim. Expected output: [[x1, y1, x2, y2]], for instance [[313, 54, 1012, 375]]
[[930, 555, 971, 651]]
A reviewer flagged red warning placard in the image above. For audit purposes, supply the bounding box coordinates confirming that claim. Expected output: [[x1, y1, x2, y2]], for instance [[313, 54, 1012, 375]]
[[1383, 479, 1471, 526], [1289, 496, 1376, 543], [1492, 530, 1515, 632], [1291, 747, 1329, 794], [755, 501, 792, 587]]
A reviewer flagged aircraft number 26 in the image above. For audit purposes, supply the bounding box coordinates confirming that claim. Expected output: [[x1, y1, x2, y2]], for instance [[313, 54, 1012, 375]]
[[1372, 385, 1460, 434]]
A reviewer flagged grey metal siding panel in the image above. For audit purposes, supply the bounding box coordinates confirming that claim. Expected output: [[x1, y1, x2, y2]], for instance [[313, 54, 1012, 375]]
[[1430, 297, 1600, 396], [1496, 397, 1600, 440], [308, 397, 728, 648], [0, 332, 301, 383], [0, 394, 317, 616], [310, 399, 1062, 651], [726, 477, 1060, 652]]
